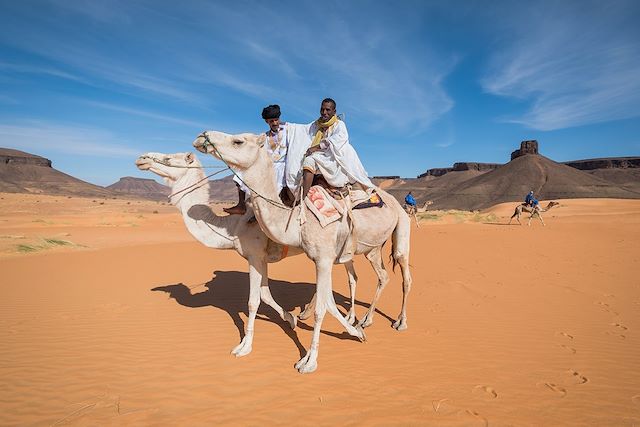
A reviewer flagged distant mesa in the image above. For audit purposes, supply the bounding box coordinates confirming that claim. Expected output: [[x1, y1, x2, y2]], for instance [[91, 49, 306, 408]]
[[0, 148, 115, 197], [107, 176, 170, 201], [418, 162, 502, 178], [511, 140, 539, 160]]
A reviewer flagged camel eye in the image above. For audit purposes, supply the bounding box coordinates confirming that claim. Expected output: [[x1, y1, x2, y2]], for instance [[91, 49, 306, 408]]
[[233, 139, 244, 146]]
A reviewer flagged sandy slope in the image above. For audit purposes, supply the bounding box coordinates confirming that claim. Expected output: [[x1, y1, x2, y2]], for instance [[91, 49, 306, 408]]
[[1, 193, 639, 425]]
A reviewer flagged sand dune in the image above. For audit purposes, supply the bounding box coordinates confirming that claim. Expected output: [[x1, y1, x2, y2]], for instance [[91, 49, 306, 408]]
[[1, 193, 639, 425]]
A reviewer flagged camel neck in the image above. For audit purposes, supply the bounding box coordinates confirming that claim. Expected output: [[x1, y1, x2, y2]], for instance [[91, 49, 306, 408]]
[[170, 167, 236, 249], [241, 149, 301, 247]]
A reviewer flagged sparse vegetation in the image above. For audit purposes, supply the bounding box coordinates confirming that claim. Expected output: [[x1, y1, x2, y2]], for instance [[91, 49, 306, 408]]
[[14, 237, 84, 254], [417, 213, 441, 221]]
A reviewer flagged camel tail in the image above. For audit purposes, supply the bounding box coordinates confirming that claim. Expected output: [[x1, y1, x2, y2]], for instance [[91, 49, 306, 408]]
[[390, 207, 411, 273]]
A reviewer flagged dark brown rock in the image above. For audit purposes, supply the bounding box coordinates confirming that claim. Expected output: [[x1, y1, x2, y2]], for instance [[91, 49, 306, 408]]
[[511, 140, 539, 160]]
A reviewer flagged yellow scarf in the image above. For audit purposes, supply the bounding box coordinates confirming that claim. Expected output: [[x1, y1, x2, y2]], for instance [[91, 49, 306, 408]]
[[310, 115, 338, 147]]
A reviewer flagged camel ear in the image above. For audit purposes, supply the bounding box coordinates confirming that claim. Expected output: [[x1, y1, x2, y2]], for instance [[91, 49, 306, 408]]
[[256, 133, 266, 148], [185, 152, 194, 164]]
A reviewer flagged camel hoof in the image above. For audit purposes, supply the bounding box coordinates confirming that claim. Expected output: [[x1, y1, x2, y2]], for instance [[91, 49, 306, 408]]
[[231, 342, 252, 357], [392, 319, 408, 331], [345, 311, 356, 325], [284, 311, 297, 329], [359, 313, 374, 328], [295, 353, 317, 373], [298, 306, 312, 321], [356, 325, 367, 342], [297, 360, 317, 374]]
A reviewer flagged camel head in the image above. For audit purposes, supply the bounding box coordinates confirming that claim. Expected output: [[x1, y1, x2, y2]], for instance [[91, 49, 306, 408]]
[[135, 152, 199, 184], [193, 131, 266, 172]]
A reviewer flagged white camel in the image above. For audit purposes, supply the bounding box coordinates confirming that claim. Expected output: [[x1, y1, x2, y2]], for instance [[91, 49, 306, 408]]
[[193, 132, 412, 374], [508, 201, 559, 226], [135, 152, 377, 357]]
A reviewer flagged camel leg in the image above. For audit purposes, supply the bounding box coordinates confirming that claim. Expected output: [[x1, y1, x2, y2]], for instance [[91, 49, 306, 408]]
[[537, 211, 546, 226], [358, 247, 389, 328], [344, 260, 358, 325], [295, 258, 365, 374], [298, 293, 315, 321], [231, 258, 264, 357], [392, 216, 412, 331], [259, 283, 297, 330], [299, 262, 355, 321]]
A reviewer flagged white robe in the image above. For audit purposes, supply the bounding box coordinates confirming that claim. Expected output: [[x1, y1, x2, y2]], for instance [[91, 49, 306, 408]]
[[235, 123, 289, 194], [285, 119, 374, 191]]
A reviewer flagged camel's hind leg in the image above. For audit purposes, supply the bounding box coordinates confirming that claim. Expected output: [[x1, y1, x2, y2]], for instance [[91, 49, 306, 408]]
[[391, 212, 412, 331], [344, 261, 358, 324], [260, 284, 297, 329], [358, 246, 390, 328], [509, 206, 521, 225]]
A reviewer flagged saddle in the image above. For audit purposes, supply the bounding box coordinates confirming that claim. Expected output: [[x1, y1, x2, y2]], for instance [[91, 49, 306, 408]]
[[311, 174, 384, 209]]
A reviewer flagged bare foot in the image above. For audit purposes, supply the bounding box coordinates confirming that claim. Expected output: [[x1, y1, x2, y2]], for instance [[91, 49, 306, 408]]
[[223, 205, 246, 215]]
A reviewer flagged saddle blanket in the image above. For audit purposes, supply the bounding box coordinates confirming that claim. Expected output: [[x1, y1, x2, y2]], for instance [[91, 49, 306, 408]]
[[304, 185, 345, 228]]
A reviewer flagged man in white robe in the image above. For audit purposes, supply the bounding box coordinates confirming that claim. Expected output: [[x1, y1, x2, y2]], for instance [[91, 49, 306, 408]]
[[224, 104, 293, 214], [300, 98, 374, 198]]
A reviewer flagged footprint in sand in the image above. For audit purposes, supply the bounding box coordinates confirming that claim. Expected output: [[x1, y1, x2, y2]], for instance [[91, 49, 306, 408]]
[[537, 382, 567, 397], [457, 409, 489, 426], [558, 344, 577, 354], [610, 322, 628, 331], [556, 331, 574, 340], [473, 385, 498, 399], [431, 398, 456, 415], [566, 370, 589, 385], [595, 301, 620, 316], [605, 323, 627, 340]]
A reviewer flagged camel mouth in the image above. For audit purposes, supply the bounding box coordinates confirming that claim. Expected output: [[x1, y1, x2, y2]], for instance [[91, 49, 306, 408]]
[[135, 158, 152, 170]]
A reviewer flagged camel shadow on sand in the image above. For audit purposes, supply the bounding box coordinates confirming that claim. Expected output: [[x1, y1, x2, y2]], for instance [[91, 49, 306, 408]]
[[152, 270, 393, 357]]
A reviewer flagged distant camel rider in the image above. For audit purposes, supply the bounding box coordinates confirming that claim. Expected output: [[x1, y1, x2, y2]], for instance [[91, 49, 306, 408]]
[[405, 192, 417, 209], [530, 197, 540, 210], [524, 190, 534, 207], [301, 98, 374, 199], [224, 104, 293, 215]]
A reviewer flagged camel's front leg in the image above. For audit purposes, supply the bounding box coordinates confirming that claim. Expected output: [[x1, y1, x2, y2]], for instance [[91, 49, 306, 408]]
[[299, 262, 356, 323], [231, 258, 264, 357], [295, 258, 365, 374]]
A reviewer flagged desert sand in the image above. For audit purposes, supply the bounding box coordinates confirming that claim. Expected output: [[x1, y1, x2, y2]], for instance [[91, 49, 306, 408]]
[[1, 193, 639, 425]]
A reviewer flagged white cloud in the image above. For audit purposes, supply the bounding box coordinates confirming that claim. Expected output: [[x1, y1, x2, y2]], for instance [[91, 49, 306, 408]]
[[481, 1, 640, 131]]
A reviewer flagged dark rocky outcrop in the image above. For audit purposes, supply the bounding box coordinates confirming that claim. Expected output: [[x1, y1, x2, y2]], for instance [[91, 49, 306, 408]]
[[418, 163, 502, 178], [563, 157, 640, 170], [511, 140, 539, 160], [0, 148, 115, 197]]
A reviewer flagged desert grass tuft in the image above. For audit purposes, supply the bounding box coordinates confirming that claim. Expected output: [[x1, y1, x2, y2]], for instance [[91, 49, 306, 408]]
[[14, 237, 85, 254]]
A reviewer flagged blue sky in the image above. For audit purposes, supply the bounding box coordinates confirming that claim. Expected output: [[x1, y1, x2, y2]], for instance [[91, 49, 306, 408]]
[[1, 0, 639, 186]]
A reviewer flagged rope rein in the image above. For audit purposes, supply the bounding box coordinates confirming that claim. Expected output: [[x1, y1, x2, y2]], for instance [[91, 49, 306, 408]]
[[166, 167, 229, 201], [199, 132, 293, 211]]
